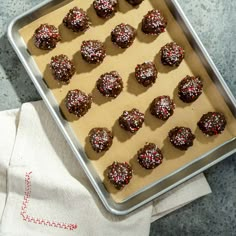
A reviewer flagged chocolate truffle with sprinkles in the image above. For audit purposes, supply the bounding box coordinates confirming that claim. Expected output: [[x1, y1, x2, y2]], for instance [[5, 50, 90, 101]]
[[142, 9, 167, 35], [50, 54, 75, 84], [168, 126, 195, 150], [107, 162, 133, 189], [34, 24, 61, 50], [197, 112, 227, 136], [89, 128, 113, 152], [178, 75, 203, 103], [135, 61, 158, 87], [65, 89, 92, 117], [126, 0, 143, 6], [150, 95, 175, 120], [81, 40, 106, 64], [111, 23, 136, 49], [119, 108, 144, 133], [137, 143, 163, 169], [93, 0, 118, 19], [96, 71, 123, 98], [161, 42, 185, 67], [63, 7, 90, 32]]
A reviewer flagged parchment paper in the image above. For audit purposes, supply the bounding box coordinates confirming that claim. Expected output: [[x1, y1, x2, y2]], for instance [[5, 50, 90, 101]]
[[19, 0, 236, 202]]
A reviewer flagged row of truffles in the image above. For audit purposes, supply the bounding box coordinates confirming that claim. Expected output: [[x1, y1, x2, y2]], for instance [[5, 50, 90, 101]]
[[33, 7, 168, 50], [87, 111, 226, 153], [49, 40, 184, 84], [34, 26, 183, 65], [104, 110, 227, 190], [62, 74, 203, 116]]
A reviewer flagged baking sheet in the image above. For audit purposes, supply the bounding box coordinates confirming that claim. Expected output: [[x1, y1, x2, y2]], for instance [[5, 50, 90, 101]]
[[19, 0, 236, 202]]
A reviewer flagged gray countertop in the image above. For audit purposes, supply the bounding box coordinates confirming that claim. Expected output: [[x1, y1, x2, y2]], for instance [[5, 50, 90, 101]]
[[0, 0, 235, 235]]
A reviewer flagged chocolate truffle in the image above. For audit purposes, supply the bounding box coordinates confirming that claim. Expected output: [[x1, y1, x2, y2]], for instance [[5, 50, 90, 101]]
[[34, 24, 61, 50], [142, 9, 167, 35], [119, 108, 144, 133], [107, 161, 133, 189], [161, 42, 185, 67], [81, 40, 106, 64], [178, 75, 203, 103], [50, 54, 75, 83], [150, 95, 175, 120], [89, 128, 113, 152], [197, 112, 227, 136], [111, 23, 136, 48], [126, 0, 143, 6], [135, 61, 158, 87], [137, 143, 163, 169], [65, 89, 92, 117], [96, 71, 123, 98], [168, 126, 195, 150], [93, 0, 118, 19], [63, 7, 90, 32]]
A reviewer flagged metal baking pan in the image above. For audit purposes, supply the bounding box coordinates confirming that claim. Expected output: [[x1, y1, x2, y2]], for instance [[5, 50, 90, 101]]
[[8, 0, 236, 215]]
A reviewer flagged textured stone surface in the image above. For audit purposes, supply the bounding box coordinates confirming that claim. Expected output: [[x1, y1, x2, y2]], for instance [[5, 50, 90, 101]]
[[0, 0, 235, 235]]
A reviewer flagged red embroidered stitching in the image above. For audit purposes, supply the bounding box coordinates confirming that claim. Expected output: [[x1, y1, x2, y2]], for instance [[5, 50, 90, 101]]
[[20, 171, 77, 231]]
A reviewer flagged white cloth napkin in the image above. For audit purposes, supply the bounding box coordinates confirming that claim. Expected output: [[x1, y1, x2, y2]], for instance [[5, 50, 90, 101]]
[[0, 101, 211, 236]]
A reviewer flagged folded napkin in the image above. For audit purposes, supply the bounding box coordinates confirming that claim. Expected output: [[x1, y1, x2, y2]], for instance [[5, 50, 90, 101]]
[[0, 101, 211, 236]]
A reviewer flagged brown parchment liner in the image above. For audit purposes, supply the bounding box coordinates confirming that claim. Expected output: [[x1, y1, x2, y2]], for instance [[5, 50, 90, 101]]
[[19, 0, 236, 202]]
